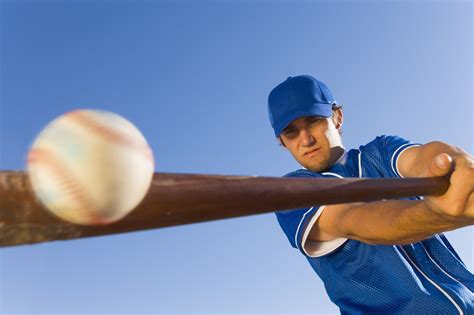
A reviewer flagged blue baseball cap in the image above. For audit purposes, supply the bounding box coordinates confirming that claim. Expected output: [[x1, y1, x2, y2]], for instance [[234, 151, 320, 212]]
[[268, 75, 337, 137]]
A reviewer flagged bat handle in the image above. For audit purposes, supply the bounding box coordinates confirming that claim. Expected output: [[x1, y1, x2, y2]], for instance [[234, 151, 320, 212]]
[[419, 175, 450, 196]]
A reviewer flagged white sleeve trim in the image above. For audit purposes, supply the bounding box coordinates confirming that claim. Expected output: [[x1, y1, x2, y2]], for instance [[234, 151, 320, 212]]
[[294, 206, 315, 251], [321, 172, 344, 179], [390, 143, 421, 178], [300, 205, 349, 258], [358, 150, 362, 178]]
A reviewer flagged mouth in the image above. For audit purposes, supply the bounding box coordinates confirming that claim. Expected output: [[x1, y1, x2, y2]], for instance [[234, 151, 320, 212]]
[[304, 148, 320, 157]]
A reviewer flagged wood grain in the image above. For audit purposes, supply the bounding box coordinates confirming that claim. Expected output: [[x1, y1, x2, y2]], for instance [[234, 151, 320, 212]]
[[0, 171, 449, 247]]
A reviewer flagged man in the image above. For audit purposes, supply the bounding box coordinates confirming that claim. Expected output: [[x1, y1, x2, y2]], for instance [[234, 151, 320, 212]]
[[267, 75, 473, 314]]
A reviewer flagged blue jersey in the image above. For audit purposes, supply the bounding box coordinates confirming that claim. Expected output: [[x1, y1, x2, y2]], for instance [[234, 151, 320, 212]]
[[276, 135, 474, 314]]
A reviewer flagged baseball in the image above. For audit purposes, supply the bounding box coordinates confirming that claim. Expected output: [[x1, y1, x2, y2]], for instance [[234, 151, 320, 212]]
[[27, 109, 155, 225]]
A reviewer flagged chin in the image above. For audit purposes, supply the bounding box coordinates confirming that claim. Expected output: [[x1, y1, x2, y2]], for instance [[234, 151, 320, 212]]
[[303, 160, 331, 172]]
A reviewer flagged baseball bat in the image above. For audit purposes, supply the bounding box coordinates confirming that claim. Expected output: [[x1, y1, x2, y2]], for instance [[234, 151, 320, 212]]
[[0, 171, 449, 247]]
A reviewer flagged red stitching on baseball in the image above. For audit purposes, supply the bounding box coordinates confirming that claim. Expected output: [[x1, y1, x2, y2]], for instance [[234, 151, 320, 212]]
[[66, 111, 154, 165], [28, 148, 112, 225]]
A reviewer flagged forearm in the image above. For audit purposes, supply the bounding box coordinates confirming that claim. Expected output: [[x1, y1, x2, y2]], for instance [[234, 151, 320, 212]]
[[337, 199, 467, 245]]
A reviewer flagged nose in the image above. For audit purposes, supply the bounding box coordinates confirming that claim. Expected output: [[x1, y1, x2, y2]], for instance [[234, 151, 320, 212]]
[[300, 129, 315, 147]]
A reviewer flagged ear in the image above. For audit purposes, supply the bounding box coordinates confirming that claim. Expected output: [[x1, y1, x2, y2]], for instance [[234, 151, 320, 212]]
[[277, 136, 286, 148], [332, 107, 343, 130]]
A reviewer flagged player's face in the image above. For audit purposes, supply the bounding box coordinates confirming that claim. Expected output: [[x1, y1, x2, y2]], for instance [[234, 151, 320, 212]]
[[279, 109, 344, 172]]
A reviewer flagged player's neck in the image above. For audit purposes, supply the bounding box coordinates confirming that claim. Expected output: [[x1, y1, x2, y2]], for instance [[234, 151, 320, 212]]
[[329, 146, 346, 166]]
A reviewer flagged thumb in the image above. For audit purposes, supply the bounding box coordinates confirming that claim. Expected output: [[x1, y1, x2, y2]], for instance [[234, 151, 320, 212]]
[[424, 153, 453, 177]]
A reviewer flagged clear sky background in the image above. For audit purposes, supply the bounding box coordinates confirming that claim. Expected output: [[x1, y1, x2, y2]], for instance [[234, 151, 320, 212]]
[[0, 0, 472, 314]]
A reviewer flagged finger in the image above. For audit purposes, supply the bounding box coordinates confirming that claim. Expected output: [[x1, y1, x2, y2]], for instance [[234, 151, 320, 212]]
[[463, 193, 474, 220], [441, 168, 472, 216], [452, 155, 474, 191], [422, 153, 453, 177]]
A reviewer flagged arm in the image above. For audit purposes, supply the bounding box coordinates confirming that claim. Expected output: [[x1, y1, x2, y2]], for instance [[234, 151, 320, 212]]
[[310, 141, 474, 245], [313, 199, 467, 245]]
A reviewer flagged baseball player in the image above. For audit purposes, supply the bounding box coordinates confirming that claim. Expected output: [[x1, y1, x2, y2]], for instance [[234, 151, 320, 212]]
[[267, 75, 473, 314]]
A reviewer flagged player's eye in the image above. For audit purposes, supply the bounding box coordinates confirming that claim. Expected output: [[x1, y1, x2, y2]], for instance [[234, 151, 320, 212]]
[[309, 117, 323, 125], [283, 129, 298, 138]]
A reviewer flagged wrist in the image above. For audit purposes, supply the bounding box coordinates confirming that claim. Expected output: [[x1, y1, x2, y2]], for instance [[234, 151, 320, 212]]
[[421, 199, 471, 228]]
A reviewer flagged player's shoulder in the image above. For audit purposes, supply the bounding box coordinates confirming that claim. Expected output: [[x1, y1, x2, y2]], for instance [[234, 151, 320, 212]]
[[362, 134, 408, 147], [359, 135, 412, 153], [357, 135, 421, 177]]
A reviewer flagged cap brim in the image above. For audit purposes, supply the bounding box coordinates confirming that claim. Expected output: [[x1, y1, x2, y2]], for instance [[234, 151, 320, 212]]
[[274, 103, 333, 137]]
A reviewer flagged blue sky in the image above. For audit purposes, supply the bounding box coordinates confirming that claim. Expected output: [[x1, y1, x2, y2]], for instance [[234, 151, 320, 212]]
[[0, 1, 472, 314]]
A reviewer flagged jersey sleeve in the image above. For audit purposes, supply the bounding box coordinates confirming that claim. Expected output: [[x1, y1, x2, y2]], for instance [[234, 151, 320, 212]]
[[275, 169, 348, 258], [368, 135, 422, 178]]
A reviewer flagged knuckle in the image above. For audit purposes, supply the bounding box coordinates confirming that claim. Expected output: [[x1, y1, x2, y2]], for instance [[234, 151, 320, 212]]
[[453, 155, 474, 171], [454, 156, 467, 165], [468, 159, 474, 169]]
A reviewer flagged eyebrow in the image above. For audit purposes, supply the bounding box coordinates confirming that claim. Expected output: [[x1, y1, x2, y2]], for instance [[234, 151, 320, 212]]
[[283, 116, 323, 133]]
